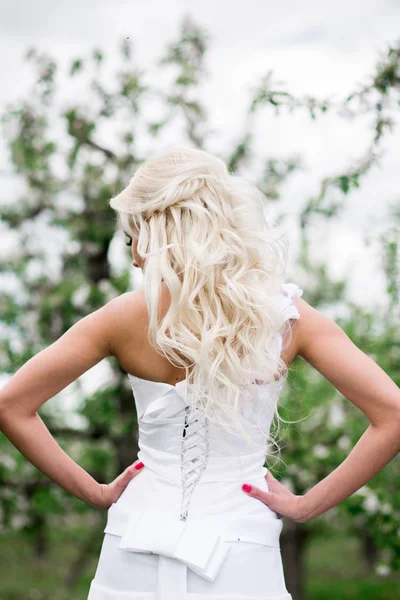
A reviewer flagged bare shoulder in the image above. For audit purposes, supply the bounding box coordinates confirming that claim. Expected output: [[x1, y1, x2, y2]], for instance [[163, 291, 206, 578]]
[[101, 290, 147, 350], [290, 294, 355, 365], [290, 295, 400, 425], [104, 290, 146, 319], [289, 295, 334, 357]]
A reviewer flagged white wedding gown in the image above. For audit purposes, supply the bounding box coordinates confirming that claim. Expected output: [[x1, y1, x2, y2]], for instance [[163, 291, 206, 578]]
[[87, 282, 303, 600]]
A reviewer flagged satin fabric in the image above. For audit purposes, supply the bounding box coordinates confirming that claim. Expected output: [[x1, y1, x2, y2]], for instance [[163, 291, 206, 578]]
[[87, 282, 303, 599]]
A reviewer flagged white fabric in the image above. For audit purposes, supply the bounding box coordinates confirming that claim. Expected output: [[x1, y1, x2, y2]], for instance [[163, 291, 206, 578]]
[[89, 535, 292, 599], [87, 282, 303, 600]]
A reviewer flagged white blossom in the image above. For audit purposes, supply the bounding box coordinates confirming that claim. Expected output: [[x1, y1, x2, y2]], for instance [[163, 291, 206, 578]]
[[2, 488, 14, 500], [98, 279, 119, 301], [72, 284, 91, 308], [380, 502, 392, 515], [337, 435, 351, 450], [327, 397, 345, 427], [312, 444, 329, 458], [25, 258, 44, 282], [10, 513, 29, 530], [375, 564, 390, 577], [0, 454, 17, 470], [363, 493, 379, 513], [280, 477, 295, 492], [67, 240, 81, 255]]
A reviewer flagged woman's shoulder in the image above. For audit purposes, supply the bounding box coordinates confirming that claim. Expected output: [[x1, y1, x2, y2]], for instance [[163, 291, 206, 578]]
[[100, 291, 147, 343], [103, 290, 145, 318], [100, 288, 171, 347], [279, 283, 338, 362]]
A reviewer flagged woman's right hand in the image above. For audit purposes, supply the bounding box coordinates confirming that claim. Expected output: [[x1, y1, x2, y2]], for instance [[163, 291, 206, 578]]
[[95, 460, 145, 509]]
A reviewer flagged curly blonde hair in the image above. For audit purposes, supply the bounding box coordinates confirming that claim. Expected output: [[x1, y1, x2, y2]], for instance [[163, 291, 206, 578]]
[[109, 146, 293, 458]]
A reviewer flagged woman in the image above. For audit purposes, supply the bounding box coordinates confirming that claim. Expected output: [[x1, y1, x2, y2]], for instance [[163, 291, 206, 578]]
[[0, 147, 399, 600]]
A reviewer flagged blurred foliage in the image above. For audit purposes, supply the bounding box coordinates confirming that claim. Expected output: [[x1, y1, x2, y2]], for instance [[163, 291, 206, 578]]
[[0, 16, 399, 599]]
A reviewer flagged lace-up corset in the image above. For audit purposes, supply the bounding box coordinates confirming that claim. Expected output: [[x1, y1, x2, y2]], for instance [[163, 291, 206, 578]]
[[180, 402, 209, 521]]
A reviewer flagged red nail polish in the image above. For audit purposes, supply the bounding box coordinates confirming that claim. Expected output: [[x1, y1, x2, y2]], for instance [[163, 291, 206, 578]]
[[242, 484, 252, 493], [135, 461, 144, 470]]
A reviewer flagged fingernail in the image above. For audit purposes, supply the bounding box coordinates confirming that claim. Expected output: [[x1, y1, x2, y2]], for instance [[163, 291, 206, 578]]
[[135, 461, 144, 470], [242, 484, 252, 493]]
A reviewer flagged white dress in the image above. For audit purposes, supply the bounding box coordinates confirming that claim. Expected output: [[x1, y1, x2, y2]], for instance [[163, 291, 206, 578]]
[[87, 282, 303, 600]]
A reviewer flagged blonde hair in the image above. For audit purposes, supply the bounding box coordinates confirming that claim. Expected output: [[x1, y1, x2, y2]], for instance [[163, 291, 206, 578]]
[[109, 146, 293, 459]]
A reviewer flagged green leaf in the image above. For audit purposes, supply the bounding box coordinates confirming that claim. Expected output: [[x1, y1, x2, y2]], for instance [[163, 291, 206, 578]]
[[70, 59, 83, 76]]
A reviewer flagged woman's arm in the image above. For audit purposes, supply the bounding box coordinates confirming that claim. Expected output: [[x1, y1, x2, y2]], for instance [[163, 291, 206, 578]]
[[0, 292, 143, 509], [243, 296, 400, 522]]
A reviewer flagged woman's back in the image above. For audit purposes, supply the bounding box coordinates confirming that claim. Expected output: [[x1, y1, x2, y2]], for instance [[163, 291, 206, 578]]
[[87, 281, 303, 600]]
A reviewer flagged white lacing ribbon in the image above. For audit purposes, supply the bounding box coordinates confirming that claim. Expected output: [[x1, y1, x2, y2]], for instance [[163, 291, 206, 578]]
[[180, 404, 209, 521]]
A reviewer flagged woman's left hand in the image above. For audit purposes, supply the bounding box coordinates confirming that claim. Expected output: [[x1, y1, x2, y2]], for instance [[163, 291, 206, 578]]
[[242, 470, 310, 523]]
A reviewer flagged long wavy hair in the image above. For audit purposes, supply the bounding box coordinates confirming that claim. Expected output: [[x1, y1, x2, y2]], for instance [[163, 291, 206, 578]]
[[109, 146, 294, 459]]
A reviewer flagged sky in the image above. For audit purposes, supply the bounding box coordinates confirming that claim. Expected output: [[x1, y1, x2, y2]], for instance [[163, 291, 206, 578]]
[[1, 0, 399, 311]]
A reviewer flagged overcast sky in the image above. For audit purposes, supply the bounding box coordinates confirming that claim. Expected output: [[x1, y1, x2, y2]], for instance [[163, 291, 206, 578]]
[[1, 0, 399, 310]]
